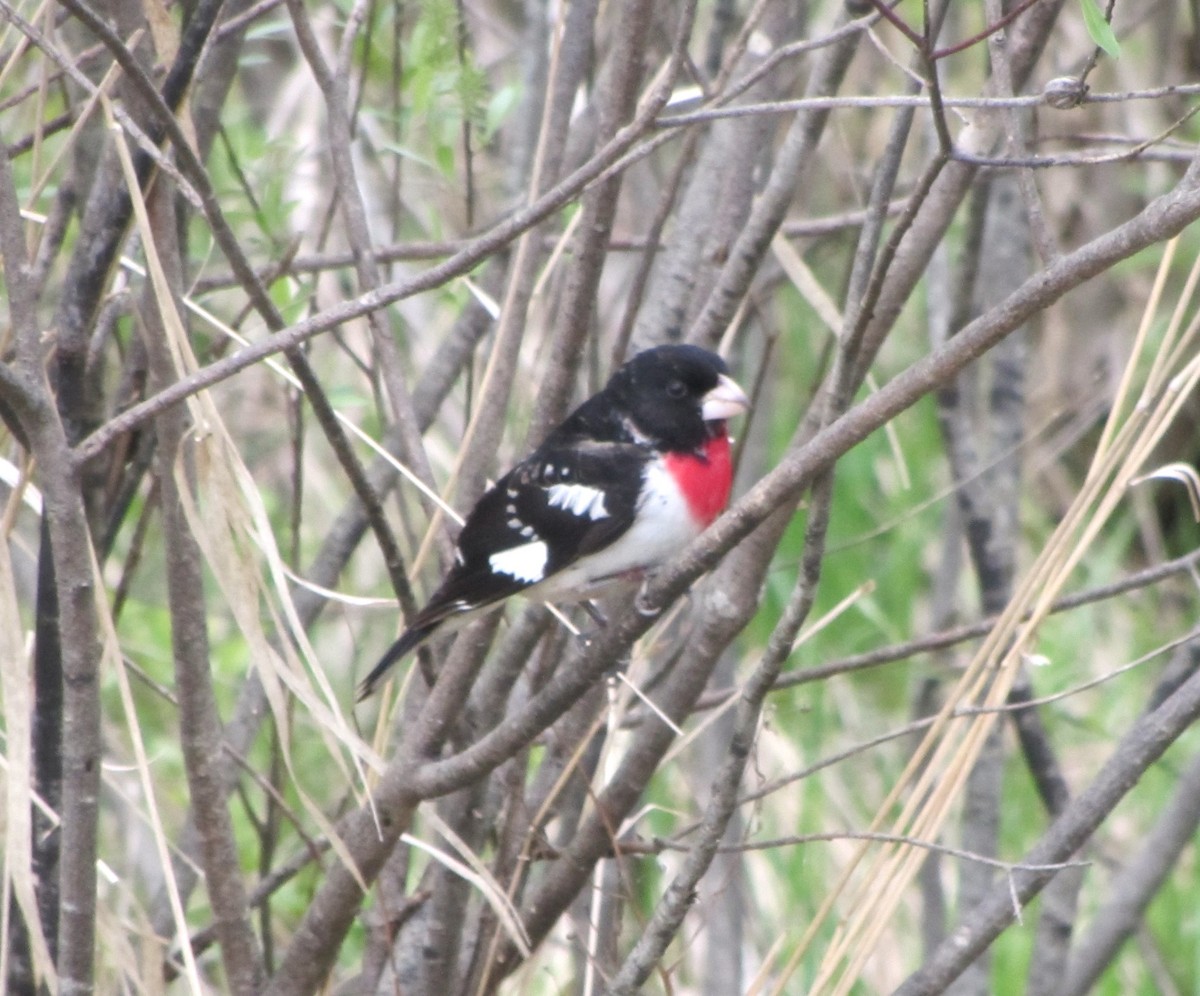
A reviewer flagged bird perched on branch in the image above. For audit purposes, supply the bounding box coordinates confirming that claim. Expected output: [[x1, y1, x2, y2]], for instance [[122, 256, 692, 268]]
[[357, 344, 749, 700]]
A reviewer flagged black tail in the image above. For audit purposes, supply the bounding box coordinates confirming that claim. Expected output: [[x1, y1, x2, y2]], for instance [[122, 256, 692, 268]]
[[356, 621, 438, 701]]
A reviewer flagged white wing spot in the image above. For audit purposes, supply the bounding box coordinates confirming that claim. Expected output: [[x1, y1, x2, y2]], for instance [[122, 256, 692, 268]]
[[546, 482, 609, 520], [520, 525, 535, 538], [489, 541, 548, 583]]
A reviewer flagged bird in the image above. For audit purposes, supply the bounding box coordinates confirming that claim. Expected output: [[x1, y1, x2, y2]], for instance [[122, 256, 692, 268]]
[[357, 343, 749, 700]]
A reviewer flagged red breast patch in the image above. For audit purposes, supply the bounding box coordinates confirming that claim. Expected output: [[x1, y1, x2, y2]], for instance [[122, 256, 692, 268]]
[[663, 431, 733, 528]]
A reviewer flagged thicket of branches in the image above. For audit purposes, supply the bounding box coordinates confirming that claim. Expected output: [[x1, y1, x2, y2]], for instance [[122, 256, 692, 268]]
[[3, 0, 1200, 993]]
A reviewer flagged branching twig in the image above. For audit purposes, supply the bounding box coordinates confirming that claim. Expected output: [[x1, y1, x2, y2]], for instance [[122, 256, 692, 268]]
[[893, 658, 1200, 996]]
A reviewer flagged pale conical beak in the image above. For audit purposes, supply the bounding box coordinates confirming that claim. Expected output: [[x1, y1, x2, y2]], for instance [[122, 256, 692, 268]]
[[701, 373, 750, 422]]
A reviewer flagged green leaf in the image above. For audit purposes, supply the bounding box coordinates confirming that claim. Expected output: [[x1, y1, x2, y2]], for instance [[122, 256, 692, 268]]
[[485, 84, 521, 142], [1079, 0, 1120, 58]]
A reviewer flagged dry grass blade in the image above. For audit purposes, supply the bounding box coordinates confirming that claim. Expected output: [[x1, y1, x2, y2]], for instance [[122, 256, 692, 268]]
[[583, 680, 631, 996], [651, 582, 872, 775], [175, 423, 379, 884], [1130, 461, 1200, 521], [109, 96, 381, 901], [0, 455, 40, 514], [790, 579, 875, 652], [412, 810, 533, 955], [25, 35, 127, 207], [0, 748, 60, 828], [60, 100, 206, 994], [158, 288, 465, 525], [1094, 237, 1176, 462], [829, 267, 1200, 996], [96, 551, 205, 994], [277, 561, 395, 606], [614, 671, 682, 736], [776, 238, 1200, 995], [771, 232, 912, 489], [532, 203, 582, 300], [470, 707, 612, 996]]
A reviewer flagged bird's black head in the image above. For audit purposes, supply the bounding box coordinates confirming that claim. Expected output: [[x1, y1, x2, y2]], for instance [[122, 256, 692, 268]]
[[605, 344, 748, 451]]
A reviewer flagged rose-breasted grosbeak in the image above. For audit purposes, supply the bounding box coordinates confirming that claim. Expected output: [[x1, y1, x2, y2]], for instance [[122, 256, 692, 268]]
[[357, 344, 749, 700]]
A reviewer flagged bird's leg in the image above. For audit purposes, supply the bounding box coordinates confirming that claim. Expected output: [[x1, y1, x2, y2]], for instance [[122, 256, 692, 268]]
[[578, 600, 632, 680], [581, 599, 608, 627], [565, 599, 607, 652]]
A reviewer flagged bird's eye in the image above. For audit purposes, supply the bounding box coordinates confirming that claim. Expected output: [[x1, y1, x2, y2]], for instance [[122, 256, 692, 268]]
[[666, 380, 687, 399]]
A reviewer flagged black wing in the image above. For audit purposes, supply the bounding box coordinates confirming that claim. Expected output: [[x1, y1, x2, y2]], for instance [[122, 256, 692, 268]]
[[420, 439, 650, 623], [358, 440, 651, 699]]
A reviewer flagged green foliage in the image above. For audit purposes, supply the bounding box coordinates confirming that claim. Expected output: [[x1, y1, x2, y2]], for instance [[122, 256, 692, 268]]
[[391, 0, 492, 179], [1080, 0, 1121, 58]]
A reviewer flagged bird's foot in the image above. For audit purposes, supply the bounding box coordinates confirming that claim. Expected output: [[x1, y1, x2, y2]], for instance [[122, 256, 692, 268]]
[[634, 583, 662, 619]]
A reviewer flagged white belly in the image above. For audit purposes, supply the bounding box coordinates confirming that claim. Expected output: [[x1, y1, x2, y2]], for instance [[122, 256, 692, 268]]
[[531, 460, 701, 600]]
